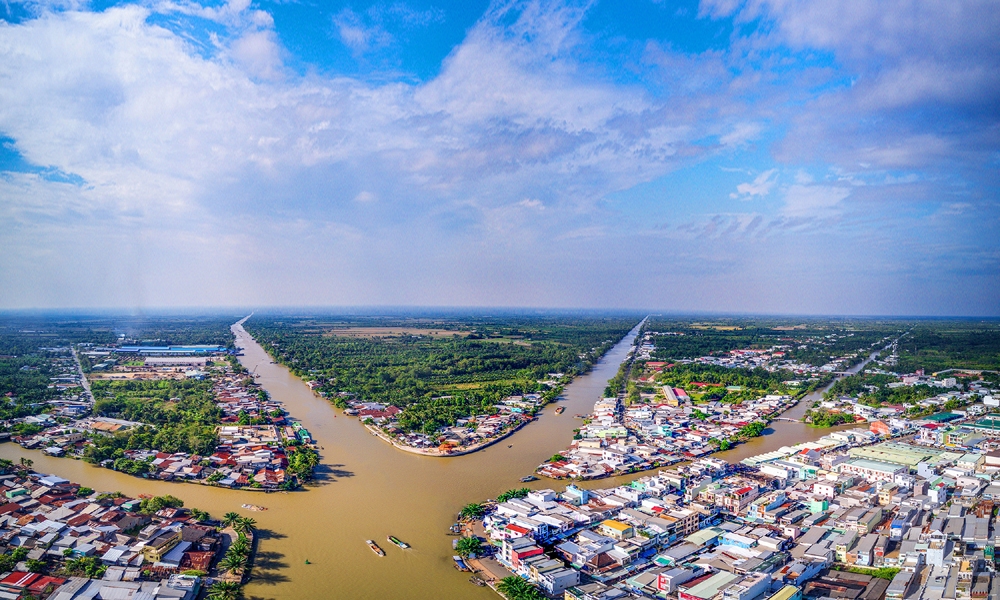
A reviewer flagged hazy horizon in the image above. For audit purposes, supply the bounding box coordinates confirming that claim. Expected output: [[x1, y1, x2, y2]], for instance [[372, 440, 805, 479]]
[[2, 1, 998, 315], [2, 305, 1000, 320]]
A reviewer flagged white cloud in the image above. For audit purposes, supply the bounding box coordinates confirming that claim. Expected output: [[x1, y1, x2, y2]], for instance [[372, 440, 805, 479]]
[[730, 168, 777, 199], [230, 30, 284, 80]]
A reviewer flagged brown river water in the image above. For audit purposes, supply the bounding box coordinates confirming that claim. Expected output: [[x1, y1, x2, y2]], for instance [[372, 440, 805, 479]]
[[0, 320, 869, 599]]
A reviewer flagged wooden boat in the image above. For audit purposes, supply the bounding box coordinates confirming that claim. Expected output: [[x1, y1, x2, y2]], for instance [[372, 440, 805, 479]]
[[555, 406, 565, 415], [241, 504, 267, 511], [366, 540, 385, 556], [453, 556, 470, 571], [520, 475, 538, 482], [388, 535, 410, 549]]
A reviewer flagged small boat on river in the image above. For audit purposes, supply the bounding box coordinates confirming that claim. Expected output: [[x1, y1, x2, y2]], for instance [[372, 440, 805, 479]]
[[520, 475, 538, 482], [366, 540, 385, 557], [387, 535, 410, 549], [554, 406, 565, 415], [453, 556, 470, 571], [241, 504, 267, 511]]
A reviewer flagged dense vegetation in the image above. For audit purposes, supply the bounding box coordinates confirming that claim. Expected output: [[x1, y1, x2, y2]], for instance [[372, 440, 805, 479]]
[[84, 379, 220, 460], [246, 314, 639, 432], [805, 409, 858, 427], [893, 323, 1000, 373], [654, 363, 825, 404], [0, 325, 76, 421], [286, 445, 320, 481], [0, 355, 61, 421]]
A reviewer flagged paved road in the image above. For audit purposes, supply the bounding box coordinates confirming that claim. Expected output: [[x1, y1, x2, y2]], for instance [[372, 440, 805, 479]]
[[70, 346, 93, 404]]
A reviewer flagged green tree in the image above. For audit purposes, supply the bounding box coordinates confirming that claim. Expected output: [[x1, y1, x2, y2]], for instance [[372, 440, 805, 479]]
[[496, 576, 545, 600], [138, 495, 184, 514], [219, 554, 247, 576], [189, 508, 210, 523], [233, 517, 256, 535], [64, 556, 105, 578], [460, 503, 485, 519], [207, 581, 242, 600], [222, 512, 242, 528], [455, 537, 482, 558], [25, 559, 46, 574], [496, 488, 530, 503]]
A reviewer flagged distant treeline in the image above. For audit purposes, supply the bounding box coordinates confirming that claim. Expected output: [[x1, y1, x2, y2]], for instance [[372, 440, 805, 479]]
[[0, 315, 239, 353], [647, 317, 900, 367], [893, 324, 1000, 373]]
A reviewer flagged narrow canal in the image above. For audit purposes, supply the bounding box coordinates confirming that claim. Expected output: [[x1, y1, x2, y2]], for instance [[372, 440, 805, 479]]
[[0, 323, 887, 599]]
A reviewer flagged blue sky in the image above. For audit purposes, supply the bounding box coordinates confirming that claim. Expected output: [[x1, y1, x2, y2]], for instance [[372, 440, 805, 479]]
[[0, 0, 998, 315]]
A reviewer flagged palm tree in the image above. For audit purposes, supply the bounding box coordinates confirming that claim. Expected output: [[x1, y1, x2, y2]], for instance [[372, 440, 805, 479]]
[[226, 548, 249, 563], [496, 576, 543, 600], [19, 457, 32, 469], [233, 516, 256, 535], [455, 536, 482, 558], [218, 554, 246, 576], [221, 512, 241, 529], [227, 539, 250, 560], [207, 581, 241, 600]]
